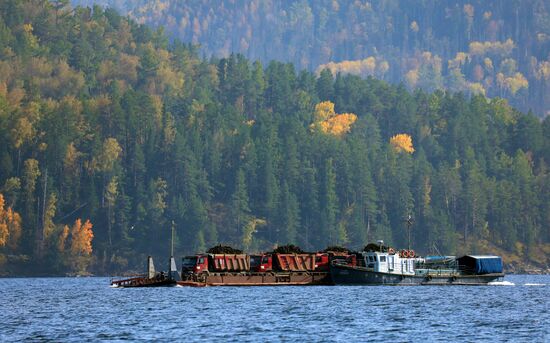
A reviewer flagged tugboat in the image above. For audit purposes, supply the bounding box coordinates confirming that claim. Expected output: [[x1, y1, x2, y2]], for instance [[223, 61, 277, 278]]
[[330, 241, 504, 286]]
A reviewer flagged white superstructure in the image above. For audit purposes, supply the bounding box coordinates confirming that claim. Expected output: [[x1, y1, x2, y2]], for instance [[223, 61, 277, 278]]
[[360, 251, 419, 276]]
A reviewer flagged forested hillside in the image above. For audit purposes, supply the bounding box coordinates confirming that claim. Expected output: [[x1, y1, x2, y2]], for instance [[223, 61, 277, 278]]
[[0, 1, 548, 275], [72, 0, 550, 118]]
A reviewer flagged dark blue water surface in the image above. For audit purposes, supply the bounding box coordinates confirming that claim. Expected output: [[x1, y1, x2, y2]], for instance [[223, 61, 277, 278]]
[[1, 275, 548, 342]]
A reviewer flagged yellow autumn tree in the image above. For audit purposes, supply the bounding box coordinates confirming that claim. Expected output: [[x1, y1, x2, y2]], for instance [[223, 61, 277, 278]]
[[468, 82, 486, 96], [314, 101, 335, 121], [312, 101, 357, 136], [58, 225, 69, 253], [319, 113, 358, 136], [410, 21, 419, 33], [505, 72, 529, 95], [70, 219, 94, 256], [69, 218, 94, 273], [469, 39, 515, 56], [316, 57, 380, 78], [390, 134, 415, 153], [0, 193, 22, 250], [537, 61, 550, 80], [242, 218, 267, 251], [92, 137, 122, 173], [405, 69, 419, 88], [0, 195, 8, 247]]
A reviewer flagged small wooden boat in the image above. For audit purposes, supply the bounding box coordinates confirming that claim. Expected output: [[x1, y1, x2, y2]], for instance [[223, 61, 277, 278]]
[[110, 256, 180, 288]]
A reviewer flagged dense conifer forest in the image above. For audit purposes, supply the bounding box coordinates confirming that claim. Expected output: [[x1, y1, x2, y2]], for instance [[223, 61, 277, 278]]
[[73, 0, 550, 117], [0, 1, 548, 275]]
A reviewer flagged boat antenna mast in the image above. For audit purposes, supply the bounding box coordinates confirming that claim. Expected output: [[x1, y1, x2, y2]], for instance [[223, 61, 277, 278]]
[[405, 214, 414, 252], [171, 220, 175, 257]]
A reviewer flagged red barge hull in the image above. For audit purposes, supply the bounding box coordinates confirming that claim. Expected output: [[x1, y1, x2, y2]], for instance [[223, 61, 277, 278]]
[[177, 271, 331, 287]]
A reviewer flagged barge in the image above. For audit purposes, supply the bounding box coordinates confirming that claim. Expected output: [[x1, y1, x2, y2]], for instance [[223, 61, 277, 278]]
[[176, 252, 346, 287], [330, 247, 504, 286]]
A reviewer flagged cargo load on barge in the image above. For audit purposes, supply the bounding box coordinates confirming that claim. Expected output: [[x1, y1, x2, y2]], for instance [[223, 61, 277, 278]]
[[330, 243, 504, 286]]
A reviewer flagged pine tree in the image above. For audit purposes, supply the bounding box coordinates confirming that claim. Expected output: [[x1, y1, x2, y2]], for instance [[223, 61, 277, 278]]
[[316, 69, 334, 102], [230, 169, 250, 239], [320, 158, 338, 247], [298, 161, 319, 250], [277, 182, 299, 244], [464, 161, 488, 246]]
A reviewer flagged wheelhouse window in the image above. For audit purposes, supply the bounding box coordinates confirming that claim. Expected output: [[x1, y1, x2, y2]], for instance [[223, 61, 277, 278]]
[[182, 257, 197, 267], [250, 256, 260, 267], [380, 256, 386, 262]]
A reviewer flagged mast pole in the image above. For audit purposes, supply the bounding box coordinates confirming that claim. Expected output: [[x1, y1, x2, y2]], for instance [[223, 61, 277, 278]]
[[406, 214, 413, 252], [171, 220, 175, 257]]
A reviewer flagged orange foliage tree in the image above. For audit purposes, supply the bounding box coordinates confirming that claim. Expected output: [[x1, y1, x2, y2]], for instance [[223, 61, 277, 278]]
[[0, 193, 22, 250], [70, 219, 94, 256], [390, 134, 415, 153], [57, 225, 69, 253], [66, 219, 94, 273]]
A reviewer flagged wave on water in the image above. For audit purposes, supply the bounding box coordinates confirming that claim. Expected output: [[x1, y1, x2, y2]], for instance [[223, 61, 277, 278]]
[[488, 281, 515, 286], [524, 283, 545, 286]]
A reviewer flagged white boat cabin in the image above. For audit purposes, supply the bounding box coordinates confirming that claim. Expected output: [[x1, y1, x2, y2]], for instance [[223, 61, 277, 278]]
[[361, 251, 417, 275]]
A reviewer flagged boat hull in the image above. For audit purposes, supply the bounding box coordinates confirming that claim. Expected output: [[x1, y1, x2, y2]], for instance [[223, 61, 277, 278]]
[[110, 276, 177, 288], [177, 271, 331, 287], [330, 264, 504, 286]]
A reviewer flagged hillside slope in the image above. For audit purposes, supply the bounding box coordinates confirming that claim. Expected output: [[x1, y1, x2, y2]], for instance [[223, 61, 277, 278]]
[[73, 0, 550, 117], [0, 1, 547, 274]]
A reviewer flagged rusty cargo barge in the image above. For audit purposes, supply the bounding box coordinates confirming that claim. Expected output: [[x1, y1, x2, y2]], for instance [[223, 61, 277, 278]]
[[111, 251, 347, 287], [177, 252, 346, 287]]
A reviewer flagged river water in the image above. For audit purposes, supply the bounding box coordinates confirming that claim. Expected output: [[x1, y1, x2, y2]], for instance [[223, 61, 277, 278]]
[[0, 275, 548, 342]]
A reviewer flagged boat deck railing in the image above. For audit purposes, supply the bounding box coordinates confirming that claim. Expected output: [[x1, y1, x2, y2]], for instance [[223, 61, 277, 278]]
[[415, 268, 458, 277]]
